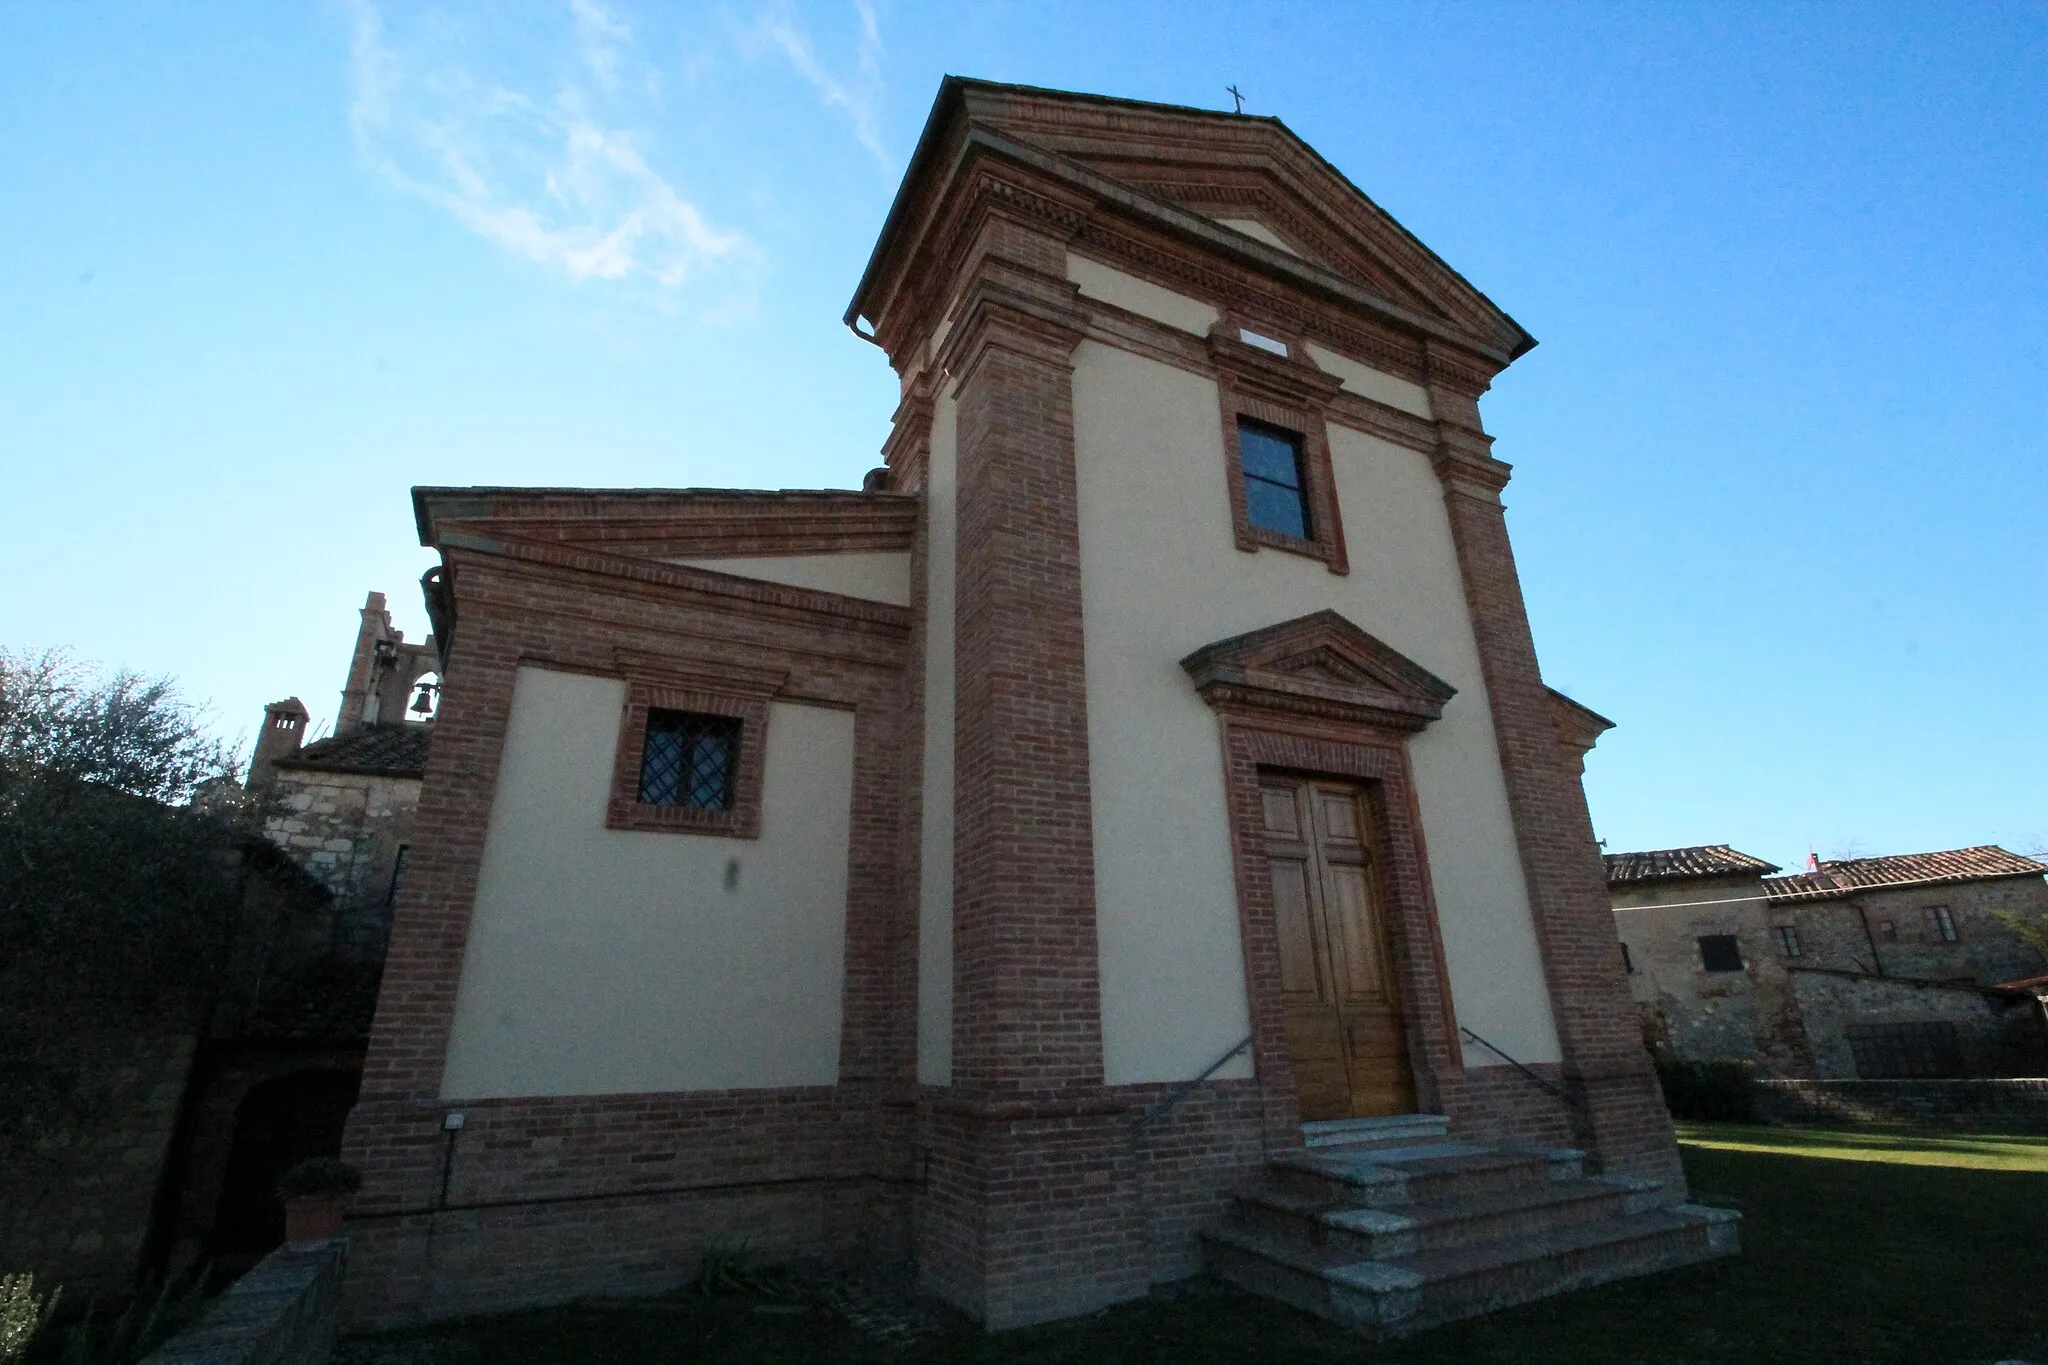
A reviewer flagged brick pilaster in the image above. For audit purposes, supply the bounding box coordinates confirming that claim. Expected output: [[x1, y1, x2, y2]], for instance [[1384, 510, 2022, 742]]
[[1426, 353, 1686, 1192], [917, 215, 1150, 1326]]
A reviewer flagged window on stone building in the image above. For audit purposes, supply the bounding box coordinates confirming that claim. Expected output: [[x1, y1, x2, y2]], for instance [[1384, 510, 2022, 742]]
[[1927, 905, 1959, 942], [1878, 919, 1898, 941], [385, 845, 410, 907], [638, 709, 742, 811], [1845, 1021, 1962, 1079], [1697, 934, 1744, 973], [1236, 418, 1312, 540], [1772, 924, 1801, 958]]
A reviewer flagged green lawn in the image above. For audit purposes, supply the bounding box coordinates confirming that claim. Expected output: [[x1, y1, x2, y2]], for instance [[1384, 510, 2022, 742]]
[[340, 1125, 2048, 1365]]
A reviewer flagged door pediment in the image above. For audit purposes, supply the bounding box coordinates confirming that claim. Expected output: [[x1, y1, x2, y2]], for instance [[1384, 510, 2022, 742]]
[[1180, 611, 1456, 733]]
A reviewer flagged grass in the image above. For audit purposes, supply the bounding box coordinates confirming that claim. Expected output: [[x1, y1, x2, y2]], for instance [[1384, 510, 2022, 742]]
[[340, 1125, 2048, 1365], [1672, 1120, 2048, 1171]]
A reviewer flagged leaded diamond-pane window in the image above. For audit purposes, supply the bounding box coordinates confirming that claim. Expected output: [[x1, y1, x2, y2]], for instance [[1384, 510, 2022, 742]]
[[638, 709, 741, 811], [1238, 418, 1311, 540]]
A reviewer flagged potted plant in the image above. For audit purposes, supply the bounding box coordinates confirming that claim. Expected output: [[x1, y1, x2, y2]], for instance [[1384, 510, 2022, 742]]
[[275, 1158, 362, 1249]]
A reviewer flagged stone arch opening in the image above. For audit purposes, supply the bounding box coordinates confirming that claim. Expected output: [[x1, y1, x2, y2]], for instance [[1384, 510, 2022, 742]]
[[209, 1068, 361, 1253]]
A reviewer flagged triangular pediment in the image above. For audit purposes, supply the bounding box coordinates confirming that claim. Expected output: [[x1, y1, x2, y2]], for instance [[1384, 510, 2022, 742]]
[[1181, 611, 1456, 732], [947, 81, 1532, 360]]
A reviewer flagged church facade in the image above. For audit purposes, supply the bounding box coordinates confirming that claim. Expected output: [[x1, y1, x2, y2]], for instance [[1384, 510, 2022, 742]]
[[340, 79, 1695, 1331]]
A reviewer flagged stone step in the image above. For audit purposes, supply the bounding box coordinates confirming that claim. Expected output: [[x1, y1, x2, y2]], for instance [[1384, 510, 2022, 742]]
[[1265, 1141, 1581, 1210], [1203, 1202, 1740, 1339], [1233, 1172, 1665, 1260], [1301, 1114, 1450, 1148]]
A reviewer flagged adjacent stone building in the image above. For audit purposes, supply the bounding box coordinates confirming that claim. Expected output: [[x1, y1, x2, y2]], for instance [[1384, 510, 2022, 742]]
[[149, 593, 441, 1272], [338, 78, 1727, 1335], [1609, 845, 1812, 1074], [1610, 843, 2048, 1079]]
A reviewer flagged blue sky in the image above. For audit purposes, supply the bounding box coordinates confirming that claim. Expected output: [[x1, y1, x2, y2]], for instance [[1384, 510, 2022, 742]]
[[2, 2, 2042, 868]]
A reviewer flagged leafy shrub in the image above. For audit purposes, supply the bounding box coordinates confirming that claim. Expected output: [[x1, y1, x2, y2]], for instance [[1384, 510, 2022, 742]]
[[1654, 1056, 1758, 1122], [275, 1157, 361, 1200], [32, 1267, 214, 1365], [1, 1274, 57, 1364]]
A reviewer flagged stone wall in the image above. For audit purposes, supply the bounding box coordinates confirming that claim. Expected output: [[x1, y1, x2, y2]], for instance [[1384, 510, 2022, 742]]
[[1756, 1078, 2048, 1134], [264, 773, 418, 953], [1786, 971, 2039, 1079], [1612, 873, 1809, 1075], [0, 1031, 197, 1299], [139, 1242, 346, 1365]]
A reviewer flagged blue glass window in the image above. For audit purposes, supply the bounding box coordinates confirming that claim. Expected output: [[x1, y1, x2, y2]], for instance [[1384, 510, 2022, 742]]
[[1238, 419, 1310, 540], [638, 709, 740, 810]]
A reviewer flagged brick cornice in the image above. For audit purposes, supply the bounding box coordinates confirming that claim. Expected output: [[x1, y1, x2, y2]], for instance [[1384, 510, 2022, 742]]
[[932, 264, 1090, 395], [417, 488, 918, 558], [1430, 432, 1514, 505], [881, 372, 938, 492]]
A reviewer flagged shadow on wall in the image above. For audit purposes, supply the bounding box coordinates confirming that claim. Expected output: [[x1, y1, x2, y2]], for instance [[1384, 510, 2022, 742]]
[[209, 1070, 362, 1258]]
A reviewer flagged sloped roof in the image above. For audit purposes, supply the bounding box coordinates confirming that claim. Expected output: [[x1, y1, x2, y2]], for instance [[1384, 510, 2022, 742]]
[[274, 724, 431, 778], [1605, 845, 1781, 885], [1764, 846, 2048, 903]]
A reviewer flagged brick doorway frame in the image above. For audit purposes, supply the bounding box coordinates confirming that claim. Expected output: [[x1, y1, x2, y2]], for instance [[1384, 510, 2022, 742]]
[[1181, 613, 1468, 1126]]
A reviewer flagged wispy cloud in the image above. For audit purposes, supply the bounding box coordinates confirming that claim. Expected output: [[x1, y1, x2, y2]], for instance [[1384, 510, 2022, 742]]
[[345, 0, 756, 299], [746, 0, 890, 171], [570, 0, 631, 90]]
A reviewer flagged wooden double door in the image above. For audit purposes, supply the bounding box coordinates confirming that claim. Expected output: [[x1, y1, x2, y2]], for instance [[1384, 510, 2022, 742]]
[[1260, 774, 1416, 1120]]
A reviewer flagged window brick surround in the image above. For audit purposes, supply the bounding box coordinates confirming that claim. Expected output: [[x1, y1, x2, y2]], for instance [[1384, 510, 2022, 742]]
[[604, 654, 782, 839], [1209, 323, 1349, 574]]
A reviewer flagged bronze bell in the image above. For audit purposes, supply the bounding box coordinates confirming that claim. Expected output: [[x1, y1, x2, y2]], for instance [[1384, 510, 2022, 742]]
[[411, 684, 436, 716]]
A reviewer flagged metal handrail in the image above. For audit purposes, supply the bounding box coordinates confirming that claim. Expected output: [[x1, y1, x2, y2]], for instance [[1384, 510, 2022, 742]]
[[1459, 1026, 1574, 1107], [1133, 1034, 1255, 1131]]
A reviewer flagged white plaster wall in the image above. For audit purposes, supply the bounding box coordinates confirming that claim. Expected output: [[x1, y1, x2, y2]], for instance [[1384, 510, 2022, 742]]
[[673, 552, 911, 607], [439, 667, 855, 1098], [916, 391, 958, 1084], [1216, 217, 1302, 258], [1069, 340, 1562, 1084], [1304, 342, 1434, 420], [1067, 254, 1219, 337]]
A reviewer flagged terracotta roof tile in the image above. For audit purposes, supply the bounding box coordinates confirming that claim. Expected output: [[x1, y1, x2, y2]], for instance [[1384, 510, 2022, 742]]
[[1604, 845, 1780, 885], [1763, 845, 2047, 903], [274, 724, 432, 778]]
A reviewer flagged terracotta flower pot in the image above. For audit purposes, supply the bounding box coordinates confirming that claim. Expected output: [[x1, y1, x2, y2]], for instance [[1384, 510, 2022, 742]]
[[283, 1195, 347, 1248]]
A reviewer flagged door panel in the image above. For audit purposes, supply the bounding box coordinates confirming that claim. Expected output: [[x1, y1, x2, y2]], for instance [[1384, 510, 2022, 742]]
[[1262, 786, 1302, 839], [1326, 863, 1389, 1004], [1260, 774, 1416, 1120], [1268, 855, 1326, 998]]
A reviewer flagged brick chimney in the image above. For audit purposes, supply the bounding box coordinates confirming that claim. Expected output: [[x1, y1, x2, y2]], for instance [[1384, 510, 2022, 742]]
[[246, 697, 310, 789]]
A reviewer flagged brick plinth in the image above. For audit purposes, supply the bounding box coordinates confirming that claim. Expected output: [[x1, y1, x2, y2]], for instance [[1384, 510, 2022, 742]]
[[1439, 1064, 1579, 1151], [915, 1082, 1271, 1326]]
